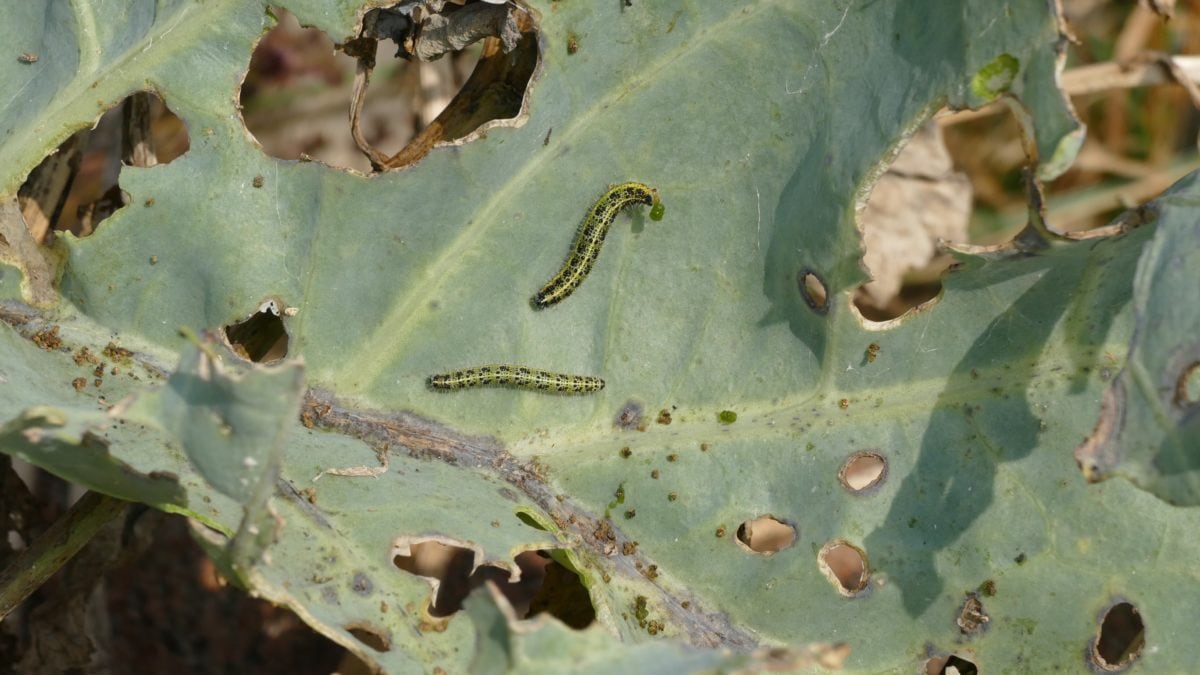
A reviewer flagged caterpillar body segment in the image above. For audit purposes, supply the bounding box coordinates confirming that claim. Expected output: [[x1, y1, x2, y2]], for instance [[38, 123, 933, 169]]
[[427, 365, 605, 394], [534, 182, 662, 308]]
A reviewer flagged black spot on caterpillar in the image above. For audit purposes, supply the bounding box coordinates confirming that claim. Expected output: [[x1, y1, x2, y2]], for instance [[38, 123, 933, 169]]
[[533, 182, 663, 308], [427, 365, 604, 394]]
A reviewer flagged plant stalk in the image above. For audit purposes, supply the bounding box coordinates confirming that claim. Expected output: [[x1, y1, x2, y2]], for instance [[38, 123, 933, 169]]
[[0, 491, 128, 620]]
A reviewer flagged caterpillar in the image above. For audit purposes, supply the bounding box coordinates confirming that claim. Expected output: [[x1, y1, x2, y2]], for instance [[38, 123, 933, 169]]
[[533, 182, 664, 308], [427, 365, 605, 394]]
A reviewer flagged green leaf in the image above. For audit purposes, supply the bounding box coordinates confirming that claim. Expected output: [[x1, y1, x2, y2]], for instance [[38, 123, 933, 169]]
[[1075, 174, 1200, 505], [2, 0, 1196, 673], [127, 340, 301, 503], [464, 586, 734, 674], [122, 336, 304, 564]]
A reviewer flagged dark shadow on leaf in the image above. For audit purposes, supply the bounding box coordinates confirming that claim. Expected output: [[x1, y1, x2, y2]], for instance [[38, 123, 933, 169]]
[[759, 130, 835, 363], [1061, 237, 1138, 393], [864, 232, 1144, 617], [759, 0, 971, 362], [889, 2, 966, 76]]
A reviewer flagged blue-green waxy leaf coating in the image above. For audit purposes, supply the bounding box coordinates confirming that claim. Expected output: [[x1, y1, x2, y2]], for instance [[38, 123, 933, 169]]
[[3, 0, 1199, 673], [1075, 173, 1200, 506]]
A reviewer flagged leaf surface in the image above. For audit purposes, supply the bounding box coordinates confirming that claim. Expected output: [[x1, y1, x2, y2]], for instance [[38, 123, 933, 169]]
[[2, 0, 1198, 672]]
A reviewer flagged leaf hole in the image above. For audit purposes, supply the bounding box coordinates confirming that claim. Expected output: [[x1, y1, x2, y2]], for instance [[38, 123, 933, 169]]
[[525, 553, 597, 629], [241, 2, 539, 173], [924, 653, 978, 675], [1175, 360, 1200, 408], [224, 299, 289, 363], [852, 119, 966, 323], [817, 540, 869, 596], [734, 516, 797, 555], [17, 91, 188, 243], [852, 276, 945, 323], [838, 451, 887, 493], [392, 541, 594, 627], [941, 89, 1146, 238], [797, 267, 830, 315], [1091, 600, 1145, 671], [345, 622, 391, 652]]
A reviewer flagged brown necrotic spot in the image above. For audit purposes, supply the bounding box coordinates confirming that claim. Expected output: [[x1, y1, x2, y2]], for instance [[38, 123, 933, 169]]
[[839, 451, 887, 493], [17, 91, 188, 243], [392, 539, 593, 626], [735, 516, 797, 555], [797, 267, 830, 315], [956, 592, 989, 635], [32, 325, 62, 351], [817, 540, 869, 596], [224, 299, 289, 363], [1091, 600, 1145, 671], [240, 2, 540, 173]]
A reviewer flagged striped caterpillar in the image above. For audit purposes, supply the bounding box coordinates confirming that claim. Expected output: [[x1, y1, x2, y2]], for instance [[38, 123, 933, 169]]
[[533, 182, 664, 308], [427, 365, 604, 394]]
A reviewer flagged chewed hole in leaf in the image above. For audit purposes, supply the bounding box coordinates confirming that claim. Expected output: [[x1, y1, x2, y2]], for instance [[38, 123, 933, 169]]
[[1175, 361, 1200, 407], [853, 119, 965, 322], [526, 554, 597, 629], [735, 516, 797, 555], [924, 653, 979, 675], [240, 2, 539, 173], [224, 300, 289, 363], [393, 540, 476, 617], [797, 268, 830, 315], [1092, 601, 1145, 671], [345, 623, 390, 652], [852, 277, 945, 323], [393, 541, 594, 626], [818, 540, 869, 596], [17, 91, 188, 243], [839, 451, 887, 493]]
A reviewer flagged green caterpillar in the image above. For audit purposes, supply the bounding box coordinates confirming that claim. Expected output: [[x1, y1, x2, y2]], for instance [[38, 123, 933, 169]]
[[427, 365, 605, 394], [534, 181, 664, 308]]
